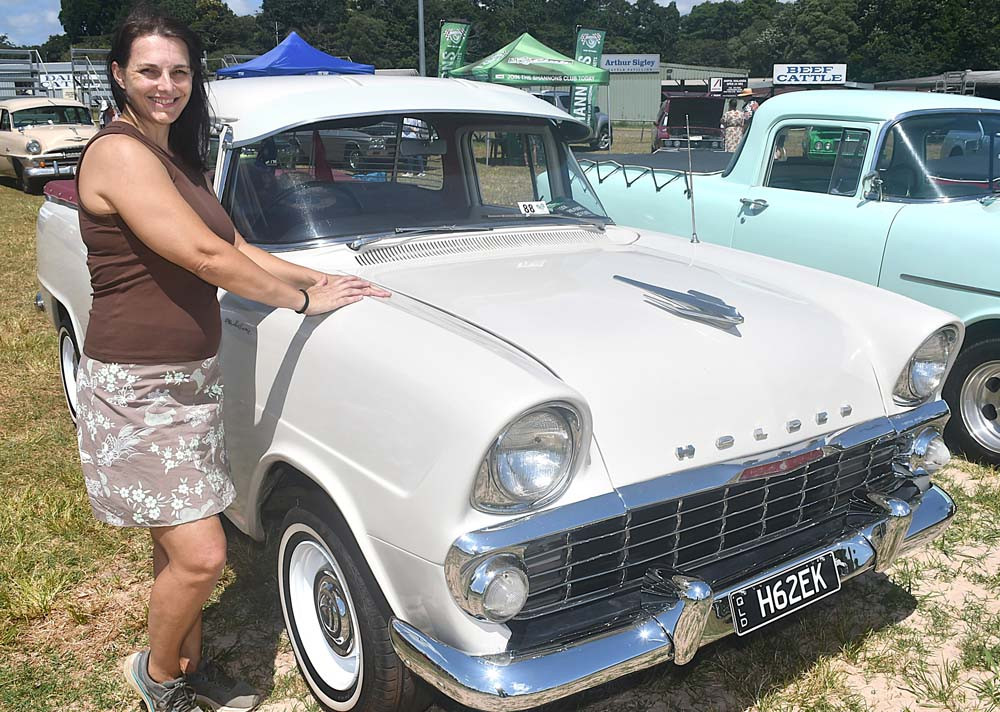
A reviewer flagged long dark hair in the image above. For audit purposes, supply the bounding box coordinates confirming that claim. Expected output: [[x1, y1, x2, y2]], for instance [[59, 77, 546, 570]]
[[107, 6, 210, 170]]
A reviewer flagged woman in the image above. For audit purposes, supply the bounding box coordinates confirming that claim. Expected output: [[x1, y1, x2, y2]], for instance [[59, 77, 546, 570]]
[[721, 98, 745, 152], [74, 8, 389, 712]]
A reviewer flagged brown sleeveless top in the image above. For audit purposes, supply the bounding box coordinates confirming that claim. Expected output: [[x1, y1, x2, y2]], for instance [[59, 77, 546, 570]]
[[76, 122, 236, 364]]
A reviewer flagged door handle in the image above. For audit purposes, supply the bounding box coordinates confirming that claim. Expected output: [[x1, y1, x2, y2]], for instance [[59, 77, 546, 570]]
[[739, 198, 769, 210]]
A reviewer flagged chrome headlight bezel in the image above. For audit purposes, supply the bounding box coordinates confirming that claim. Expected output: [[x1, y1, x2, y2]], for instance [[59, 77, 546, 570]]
[[893, 325, 961, 406], [25, 139, 42, 155], [471, 402, 588, 514]]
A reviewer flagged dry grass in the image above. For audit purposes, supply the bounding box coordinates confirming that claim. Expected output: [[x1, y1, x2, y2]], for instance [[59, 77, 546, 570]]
[[2, 178, 999, 712]]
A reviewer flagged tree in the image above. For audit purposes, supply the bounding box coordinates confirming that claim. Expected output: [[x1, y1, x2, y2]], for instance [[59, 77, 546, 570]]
[[59, 0, 130, 42], [0, 34, 15, 49]]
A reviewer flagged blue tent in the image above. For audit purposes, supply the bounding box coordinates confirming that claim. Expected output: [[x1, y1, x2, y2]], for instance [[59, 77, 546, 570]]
[[216, 31, 374, 78]]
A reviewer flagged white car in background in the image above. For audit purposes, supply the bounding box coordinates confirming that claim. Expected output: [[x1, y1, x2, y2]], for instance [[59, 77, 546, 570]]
[[36, 75, 959, 712], [0, 97, 95, 193]]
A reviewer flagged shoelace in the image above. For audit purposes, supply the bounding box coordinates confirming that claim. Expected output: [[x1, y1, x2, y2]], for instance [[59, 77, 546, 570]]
[[160, 680, 197, 712]]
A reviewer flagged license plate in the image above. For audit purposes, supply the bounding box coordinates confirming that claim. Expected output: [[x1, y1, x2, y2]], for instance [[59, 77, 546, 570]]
[[687, 135, 703, 141], [729, 552, 841, 636]]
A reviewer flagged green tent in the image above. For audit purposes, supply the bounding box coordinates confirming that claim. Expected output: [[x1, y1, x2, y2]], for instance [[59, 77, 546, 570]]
[[449, 33, 610, 86]]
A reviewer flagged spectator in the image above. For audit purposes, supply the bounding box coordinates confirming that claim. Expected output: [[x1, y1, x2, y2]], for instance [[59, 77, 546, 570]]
[[721, 98, 745, 152]]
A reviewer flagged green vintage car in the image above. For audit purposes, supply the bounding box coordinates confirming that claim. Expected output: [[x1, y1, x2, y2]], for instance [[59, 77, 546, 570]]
[[587, 90, 1000, 465]]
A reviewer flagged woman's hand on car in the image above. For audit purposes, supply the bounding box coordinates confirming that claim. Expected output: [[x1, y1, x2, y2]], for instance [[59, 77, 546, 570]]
[[304, 274, 391, 315]]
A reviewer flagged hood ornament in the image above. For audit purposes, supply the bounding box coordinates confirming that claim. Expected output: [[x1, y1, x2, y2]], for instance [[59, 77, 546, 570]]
[[613, 275, 744, 328]]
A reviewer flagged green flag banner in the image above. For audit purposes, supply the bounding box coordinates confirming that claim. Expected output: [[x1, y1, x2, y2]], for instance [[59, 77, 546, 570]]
[[438, 20, 471, 77], [571, 28, 606, 131]]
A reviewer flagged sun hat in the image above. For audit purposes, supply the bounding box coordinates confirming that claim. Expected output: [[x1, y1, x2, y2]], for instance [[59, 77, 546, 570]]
[[737, 87, 754, 97]]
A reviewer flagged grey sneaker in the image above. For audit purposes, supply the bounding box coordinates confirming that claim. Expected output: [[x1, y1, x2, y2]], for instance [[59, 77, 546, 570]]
[[187, 660, 262, 712], [122, 650, 200, 712]]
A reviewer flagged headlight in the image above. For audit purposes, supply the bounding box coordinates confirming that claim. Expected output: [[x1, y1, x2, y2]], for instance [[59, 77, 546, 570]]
[[26, 140, 41, 154], [814, 140, 823, 151], [893, 326, 960, 405], [472, 404, 583, 513]]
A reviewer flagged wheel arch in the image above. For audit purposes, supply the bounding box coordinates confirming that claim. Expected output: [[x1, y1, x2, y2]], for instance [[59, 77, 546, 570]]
[[255, 458, 404, 619], [962, 317, 1000, 348], [47, 292, 85, 346]]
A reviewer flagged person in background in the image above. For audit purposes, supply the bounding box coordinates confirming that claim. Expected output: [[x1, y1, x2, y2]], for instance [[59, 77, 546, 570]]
[[721, 98, 745, 152], [739, 87, 759, 124], [74, 6, 390, 712]]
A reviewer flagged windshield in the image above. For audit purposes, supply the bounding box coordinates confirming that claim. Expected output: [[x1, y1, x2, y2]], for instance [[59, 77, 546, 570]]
[[226, 114, 610, 247], [876, 112, 1000, 200], [12, 106, 93, 128]]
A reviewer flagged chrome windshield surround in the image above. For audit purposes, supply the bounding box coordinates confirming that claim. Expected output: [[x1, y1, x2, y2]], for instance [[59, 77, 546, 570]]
[[445, 400, 950, 611]]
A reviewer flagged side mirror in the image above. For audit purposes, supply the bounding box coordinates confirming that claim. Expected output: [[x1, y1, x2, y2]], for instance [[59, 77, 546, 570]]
[[862, 171, 883, 201]]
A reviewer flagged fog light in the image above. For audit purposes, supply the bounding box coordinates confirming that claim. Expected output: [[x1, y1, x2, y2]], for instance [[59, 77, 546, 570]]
[[465, 554, 529, 622], [908, 428, 951, 475]]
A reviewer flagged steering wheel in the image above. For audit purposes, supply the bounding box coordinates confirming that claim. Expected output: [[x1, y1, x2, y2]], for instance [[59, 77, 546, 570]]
[[263, 180, 363, 212]]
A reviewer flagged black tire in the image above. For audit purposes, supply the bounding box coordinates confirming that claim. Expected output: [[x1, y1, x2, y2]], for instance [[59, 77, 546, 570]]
[[277, 503, 431, 712], [943, 337, 1000, 467], [345, 144, 363, 171], [57, 320, 81, 425], [590, 127, 612, 151]]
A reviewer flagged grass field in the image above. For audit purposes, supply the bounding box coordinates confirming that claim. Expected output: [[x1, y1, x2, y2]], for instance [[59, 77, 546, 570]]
[[1, 177, 999, 712]]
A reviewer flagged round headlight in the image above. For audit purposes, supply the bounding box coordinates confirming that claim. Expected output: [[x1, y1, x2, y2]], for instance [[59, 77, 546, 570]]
[[894, 327, 960, 405], [814, 140, 823, 151], [472, 405, 583, 513], [463, 554, 529, 622], [26, 139, 41, 155]]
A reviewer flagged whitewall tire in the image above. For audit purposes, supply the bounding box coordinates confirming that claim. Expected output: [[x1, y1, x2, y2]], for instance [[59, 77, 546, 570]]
[[277, 505, 430, 712], [57, 323, 80, 424]]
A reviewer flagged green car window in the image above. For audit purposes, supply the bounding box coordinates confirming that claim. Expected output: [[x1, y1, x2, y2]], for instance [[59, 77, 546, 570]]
[[766, 125, 870, 197]]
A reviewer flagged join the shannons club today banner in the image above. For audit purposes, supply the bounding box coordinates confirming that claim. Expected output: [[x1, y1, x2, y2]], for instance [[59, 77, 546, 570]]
[[571, 28, 606, 131], [437, 20, 471, 77]]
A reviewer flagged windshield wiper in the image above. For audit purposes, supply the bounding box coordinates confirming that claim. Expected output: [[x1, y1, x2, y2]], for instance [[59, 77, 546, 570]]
[[348, 224, 495, 251]]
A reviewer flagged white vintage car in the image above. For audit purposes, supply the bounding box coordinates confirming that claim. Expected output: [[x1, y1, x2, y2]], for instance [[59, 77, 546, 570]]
[[36, 76, 961, 712], [0, 97, 96, 193]]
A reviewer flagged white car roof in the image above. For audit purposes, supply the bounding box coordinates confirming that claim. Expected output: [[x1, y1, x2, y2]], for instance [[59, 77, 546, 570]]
[[207, 74, 591, 146], [754, 89, 1000, 125]]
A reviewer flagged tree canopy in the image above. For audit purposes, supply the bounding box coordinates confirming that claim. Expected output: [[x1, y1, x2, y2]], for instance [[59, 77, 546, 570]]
[[12, 0, 1000, 83]]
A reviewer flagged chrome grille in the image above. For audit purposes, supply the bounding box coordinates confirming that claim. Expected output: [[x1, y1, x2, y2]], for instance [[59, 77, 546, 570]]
[[44, 147, 83, 157], [518, 436, 900, 619]]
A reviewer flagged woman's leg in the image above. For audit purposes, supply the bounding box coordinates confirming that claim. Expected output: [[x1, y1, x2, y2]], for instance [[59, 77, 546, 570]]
[[152, 539, 205, 674], [147, 515, 227, 683]]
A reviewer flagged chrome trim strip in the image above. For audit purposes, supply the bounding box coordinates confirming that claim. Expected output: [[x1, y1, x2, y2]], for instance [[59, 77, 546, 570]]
[[899, 273, 1000, 300], [44, 194, 79, 211], [394, 486, 955, 711]]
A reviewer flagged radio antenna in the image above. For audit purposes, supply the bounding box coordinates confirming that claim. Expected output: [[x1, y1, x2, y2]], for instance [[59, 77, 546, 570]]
[[685, 114, 699, 244]]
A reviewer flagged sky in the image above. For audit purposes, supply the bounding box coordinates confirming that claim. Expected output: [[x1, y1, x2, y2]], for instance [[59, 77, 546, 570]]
[[2, 0, 710, 47]]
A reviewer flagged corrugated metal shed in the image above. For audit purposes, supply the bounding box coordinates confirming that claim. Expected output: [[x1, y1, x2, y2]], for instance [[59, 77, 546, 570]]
[[597, 62, 748, 122]]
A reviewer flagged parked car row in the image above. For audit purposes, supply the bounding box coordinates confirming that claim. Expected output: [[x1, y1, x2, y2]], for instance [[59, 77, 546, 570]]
[[35, 77, 963, 712]]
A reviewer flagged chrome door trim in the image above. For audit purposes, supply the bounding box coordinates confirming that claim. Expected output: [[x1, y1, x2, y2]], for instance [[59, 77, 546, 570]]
[[899, 273, 1000, 300]]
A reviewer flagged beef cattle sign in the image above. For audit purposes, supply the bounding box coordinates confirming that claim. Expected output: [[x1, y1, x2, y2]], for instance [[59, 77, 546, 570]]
[[773, 63, 847, 85]]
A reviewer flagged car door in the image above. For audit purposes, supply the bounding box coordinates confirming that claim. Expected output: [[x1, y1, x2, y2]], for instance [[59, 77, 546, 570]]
[[730, 120, 902, 286], [0, 110, 14, 177]]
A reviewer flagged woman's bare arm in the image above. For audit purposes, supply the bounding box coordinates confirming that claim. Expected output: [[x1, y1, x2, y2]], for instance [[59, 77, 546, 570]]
[[79, 134, 383, 314]]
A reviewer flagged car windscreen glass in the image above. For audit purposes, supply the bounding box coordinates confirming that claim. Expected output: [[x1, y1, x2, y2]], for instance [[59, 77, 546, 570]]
[[12, 106, 93, 127], [469, 127, 610, 223], [227, 115, 606, 247], [876, 113, 1000, 200]]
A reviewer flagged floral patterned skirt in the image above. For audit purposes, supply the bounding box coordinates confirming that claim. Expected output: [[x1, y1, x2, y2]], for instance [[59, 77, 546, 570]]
[[75, 354, 236, 528]]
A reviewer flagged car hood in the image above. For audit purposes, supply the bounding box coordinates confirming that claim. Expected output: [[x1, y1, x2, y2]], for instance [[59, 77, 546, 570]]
[[17, 124, 94, 153], [356, 235, 888, 489]]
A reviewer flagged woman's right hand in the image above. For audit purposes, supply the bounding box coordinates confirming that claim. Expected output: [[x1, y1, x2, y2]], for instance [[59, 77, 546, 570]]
[[302, 274, 391, 316]]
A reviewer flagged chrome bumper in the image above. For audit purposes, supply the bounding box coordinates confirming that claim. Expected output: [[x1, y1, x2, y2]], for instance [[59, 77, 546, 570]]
[[25, 162, 77, 178], [390, 484, 955, 712]]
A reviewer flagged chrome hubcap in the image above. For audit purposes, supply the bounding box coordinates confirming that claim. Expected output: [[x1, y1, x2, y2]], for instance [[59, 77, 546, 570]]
[[315, 571, 354, 656], [60, 330, 79, 414], [287, 538, 361, 691], [960, 360, 1000, 453]]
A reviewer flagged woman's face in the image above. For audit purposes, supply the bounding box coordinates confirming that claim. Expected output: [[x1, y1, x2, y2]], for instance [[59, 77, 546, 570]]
[[112, 34, 192, 127]]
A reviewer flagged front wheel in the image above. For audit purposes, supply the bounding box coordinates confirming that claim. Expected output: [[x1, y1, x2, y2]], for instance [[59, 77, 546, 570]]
[[590, 127, 612, 151], [58, 321, 81, 424], [943, 338, 1000, 466], [278, 504, 431, 712]]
